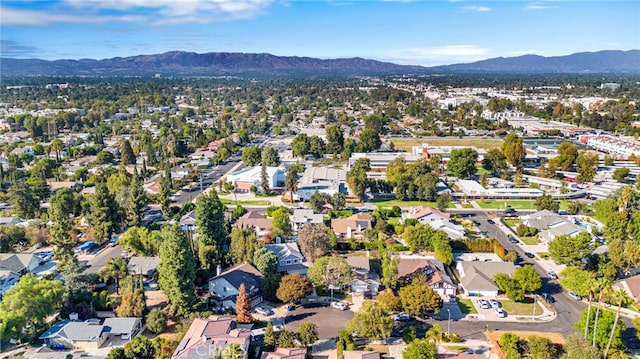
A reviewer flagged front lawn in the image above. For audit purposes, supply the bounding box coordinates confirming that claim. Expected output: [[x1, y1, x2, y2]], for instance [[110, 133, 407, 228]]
[[499, 297, 544, 316], [373, 200, 455, 209], [220, 198, 271, 206], [458, 299, 478, 314], [475, 200, 536, 210], [520, 236, 540, 245], [502, 219, 522, 229]]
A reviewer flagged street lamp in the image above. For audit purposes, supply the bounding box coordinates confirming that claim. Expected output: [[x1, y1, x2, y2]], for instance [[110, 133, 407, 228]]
[[532, 295, 537, 317], [446, 308, 451, 336]]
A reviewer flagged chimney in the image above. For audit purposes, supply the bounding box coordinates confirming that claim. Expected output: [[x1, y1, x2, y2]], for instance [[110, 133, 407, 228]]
[[216, 264, 222, 277]]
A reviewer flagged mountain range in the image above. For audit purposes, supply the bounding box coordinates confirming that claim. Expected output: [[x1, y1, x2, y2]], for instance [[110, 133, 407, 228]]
[[1, 50, 638, 76]]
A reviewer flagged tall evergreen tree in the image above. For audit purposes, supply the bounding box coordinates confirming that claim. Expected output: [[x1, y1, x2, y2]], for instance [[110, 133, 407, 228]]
[[235, 283, 253, 324], [158, 171, 172, 220], [88, 180, 122, 243], [158, 224, 196, 316], [261, 162, 270, 194], [195, 189, 229, 269], [48, 192, 73, 260], [120, 139, 136, 165], [126, 169, 148, 227]]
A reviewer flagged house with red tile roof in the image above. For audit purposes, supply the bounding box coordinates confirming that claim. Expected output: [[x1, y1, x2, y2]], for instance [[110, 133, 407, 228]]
[[172, 316, 251, 359], [261, 348, 307, 359]]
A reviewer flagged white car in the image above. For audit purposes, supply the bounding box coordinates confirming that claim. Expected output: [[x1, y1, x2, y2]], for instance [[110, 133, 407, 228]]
[[477, 299, 491, 309], [495, 308, 507, 318], [547, 271, 558, 280], [568, 291, 582, 301], [489, 299, 501, 309], [331, 302, 348, 311], [255, 306, 274, 316], [393, 313, 411, 321]]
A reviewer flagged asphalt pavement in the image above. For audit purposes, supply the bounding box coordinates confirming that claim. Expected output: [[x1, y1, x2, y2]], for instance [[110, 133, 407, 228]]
[[173, 156, 243, 205]]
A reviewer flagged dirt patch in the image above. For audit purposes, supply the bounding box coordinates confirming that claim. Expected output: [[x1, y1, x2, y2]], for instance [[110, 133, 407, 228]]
[[486, 330, 565, 345], [145, 290, 169, 309], [391, 138, 503, 151]]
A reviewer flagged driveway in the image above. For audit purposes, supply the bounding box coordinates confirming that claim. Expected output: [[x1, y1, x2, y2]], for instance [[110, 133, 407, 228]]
[[285, 302, 354, 339]]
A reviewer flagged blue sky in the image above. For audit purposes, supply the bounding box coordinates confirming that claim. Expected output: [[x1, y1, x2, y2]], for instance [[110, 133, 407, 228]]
[[1, 1, 638, 66]]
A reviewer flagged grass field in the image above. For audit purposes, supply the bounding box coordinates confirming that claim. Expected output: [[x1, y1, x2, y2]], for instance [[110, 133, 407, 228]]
[[500, 297, 544, 316], [373, 200, 455, 209], [486, 331, 565, 345], [476, 200, 537, 209], [220, 198, 271, 206], [502, 219, 522, 228], [520, 236, 540, 245], [458, 299, 478, 314], [391, 138, 503, 152]]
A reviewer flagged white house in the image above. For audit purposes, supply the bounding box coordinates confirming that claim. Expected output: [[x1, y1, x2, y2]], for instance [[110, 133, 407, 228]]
[[402, 207, 466, 240], [456, 261, 516, 297], [290, 209, 324, 231], [226, 166, 286, 193], [264, 243, 308, 274]]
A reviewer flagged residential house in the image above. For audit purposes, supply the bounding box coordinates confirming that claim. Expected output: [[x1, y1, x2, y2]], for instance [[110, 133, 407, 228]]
[[345, 256, 381, 296], [208, 263, 265, 310], [103, 317, 142, 340], [290, 209, 324, 232], [23, 346, 103, 359], [456, 261, 516, 297], [402, 207, 466, 240], [172, 316, 251, 359], [0, 269, 20, 298], [127, 256, 161, 278], [0, 253, 40, 275], [171, 166, 192, 179], [226, 166, 286, 193], [46, 181, 81, 194], [331, 213, 372, 239], [397, 257, 456, 297], [297, 167, 348, 201], [261, 348, 307, 359], [180, 210, 197, 231], [522, 210, 587, 243], [613, 274, 640, 304], [264, 243, 308, 274], [0, 217, 23, 226], [235, 211, 273, 240], [39, 321, 109, 350]]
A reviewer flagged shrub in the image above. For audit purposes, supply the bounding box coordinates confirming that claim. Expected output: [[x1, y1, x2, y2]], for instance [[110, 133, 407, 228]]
[[146, 308, 169, 334]]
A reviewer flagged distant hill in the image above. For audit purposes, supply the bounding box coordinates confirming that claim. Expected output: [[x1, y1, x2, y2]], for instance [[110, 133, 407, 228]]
[[1, 50, 638, 76]]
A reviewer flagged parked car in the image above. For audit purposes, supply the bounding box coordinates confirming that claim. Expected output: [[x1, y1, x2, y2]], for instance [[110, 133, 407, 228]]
[[108, 236, 120, 247], [255, 306, 274, 316], [568, 291, 582, 301], [478, 299, 491, 309], [393, 313, 411, 321], [489, 299, 501, 309], [541, 293, 556, 303], [331, 302, 348, 311], [524, 252, 535, 258], [547, 271, 558, 280], [495, 308, 507, 318], [508, 236, 519, 244], [487, 219, 495, 224]]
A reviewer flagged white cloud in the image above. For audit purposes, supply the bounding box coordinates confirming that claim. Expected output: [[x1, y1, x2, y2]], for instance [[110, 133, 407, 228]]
[[0, 6, 144, 26], [385, 45, 492, 66], [63, 0, 274, 22], [524, 2, 556, 10], [460, 6, 491, 12]]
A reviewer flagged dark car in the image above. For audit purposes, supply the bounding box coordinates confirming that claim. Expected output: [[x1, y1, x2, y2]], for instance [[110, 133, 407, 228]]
[[508, 236, 518, 244], [487, 219, 495, 224], [541, 293, 556, 303], [524, 252, 535, 258]]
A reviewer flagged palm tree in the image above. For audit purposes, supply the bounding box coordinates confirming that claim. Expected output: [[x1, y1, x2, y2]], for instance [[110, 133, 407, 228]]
[[583, 278, 604, 340], [591, 278, 611, 348], [99, 256, 129, 294], [426, 324, 445, 343], [604, 289, 629, 358]]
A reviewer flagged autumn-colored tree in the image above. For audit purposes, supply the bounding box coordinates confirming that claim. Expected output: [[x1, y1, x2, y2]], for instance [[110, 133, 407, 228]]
[[276, 273, 312, 303], [236, 283, 253, 324]]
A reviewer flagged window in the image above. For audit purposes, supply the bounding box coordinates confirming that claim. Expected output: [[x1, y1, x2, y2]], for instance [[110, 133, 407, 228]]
[[286, 260, 291, 264]]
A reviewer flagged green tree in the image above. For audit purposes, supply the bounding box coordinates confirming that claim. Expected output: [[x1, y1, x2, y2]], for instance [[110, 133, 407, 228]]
[[326, 124, 345, 155], [502, 133, 526, 169], [146, 308, 168, 334], [0, 275, 63, 333], [106, 347, 126, 359], [276, 329, 296, 348], [574, 307, 624, 351], [158, 224, 196, 316], [494, 273, 525, 302], [158, 171, 172, 220], [482, 148, 508, 175], [0, 307, 27, 345], [235, 283, 253, 324], [446, 148, 478, 179], [195, 189, 229, 269], [241, 146, 262, 166], [291, 133, 311, 158], [376, 290, 402, 312], [514, 265, 542, 293], [297, 321, 319, 346], [330, 192, 346, 211], [115, 276, 146, 317], [381, 247, 398, 289], [271, 206, 292, 239], [285, 165, 300, 203], [498, 332, 521, 359], [309, 190, 330, 213], [563, 334, 600, 359], [264, 321, 276, 350], [99, 256, 129, 294], [88, 179, 122, 243], [126, 171, 147, 227], [612, 167, 630, 183], [120, 139, 136, 165], [402, 339, 436, 359], [48, 192, 74, 259], [307, 256, 353, 295], [8, 182, 38, 218], [403, 326, 417, 344], [347, 300, 393, 341], [119, 226, 161, 256], [577, 151, 599, 183], [96, 150, 115, 164], [253, 247, 279, 275], [230, 227, 259, 265], [355, 128, 382, 152], [548, 232, 592, 266], [276, 273, 312, 303], [297, 223, 331, 262], [604, 289, 630, 358], [261, 146, 280, 166], [347, 159, 370, 202], [528, 335, 556, 359], [556, 142, 578, 171], [399, 283, 443, 317], [535, 194, 560, 212], [124, 335, 156, 359]]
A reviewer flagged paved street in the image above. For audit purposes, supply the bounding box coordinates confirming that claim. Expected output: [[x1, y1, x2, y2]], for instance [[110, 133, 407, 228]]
[[284, 302, 354, 339], [173, 156, 243, 205], [81, 245, 123, 275]]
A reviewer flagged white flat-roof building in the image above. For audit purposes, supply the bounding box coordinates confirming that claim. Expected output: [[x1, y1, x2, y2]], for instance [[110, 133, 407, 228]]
[[456, 180, 544, 199], [586, 135, 640, 158]]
